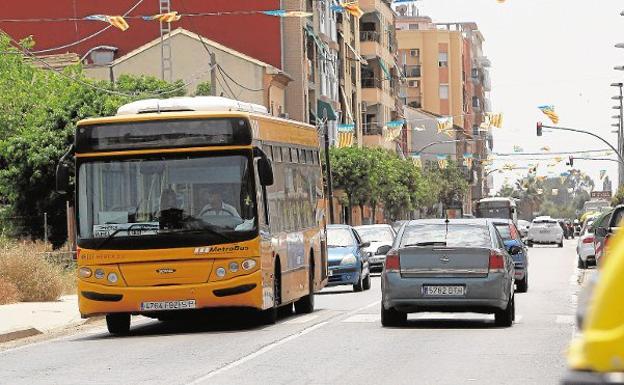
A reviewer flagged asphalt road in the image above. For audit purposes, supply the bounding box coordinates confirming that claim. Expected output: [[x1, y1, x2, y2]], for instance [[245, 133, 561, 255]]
[[0, 240, 582, 385]]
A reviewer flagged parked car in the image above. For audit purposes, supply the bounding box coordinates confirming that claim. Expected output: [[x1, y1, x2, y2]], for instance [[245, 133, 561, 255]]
[[326, 224, 371, 292], [492, 219, 529, 292], [593, 205, 624, 268], [576, 219, 596, 269], [354, 224, 395, 272], [380, 219, 517, 327], [517, 219, 531, 239], [527, 217, 564, 247]]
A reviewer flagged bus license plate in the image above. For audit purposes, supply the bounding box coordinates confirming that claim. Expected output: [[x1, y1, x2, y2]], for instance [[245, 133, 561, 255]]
[[423, 286, 465, 297], [141, 299, 196, 311]]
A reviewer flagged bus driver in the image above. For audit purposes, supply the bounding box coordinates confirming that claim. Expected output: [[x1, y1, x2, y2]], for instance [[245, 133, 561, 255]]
[[199, 188, 240, 218]]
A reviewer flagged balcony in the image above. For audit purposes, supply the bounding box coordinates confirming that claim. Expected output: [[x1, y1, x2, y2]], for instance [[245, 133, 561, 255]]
[[404, 65, 421, 78], [360, 31, 380, 43], [362, 77, 382, 89], [363, 124, 383, 135], [408, 99, 422, 109]]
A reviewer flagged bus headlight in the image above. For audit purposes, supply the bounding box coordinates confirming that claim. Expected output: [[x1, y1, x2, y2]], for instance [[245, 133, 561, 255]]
[[242, 259, 256, 271], [94, 269, 105, 279], [107, 273, 118, 284], [79, 267, 92, 278], [229, 262, 239, 273], [216, 267, 227, 278]]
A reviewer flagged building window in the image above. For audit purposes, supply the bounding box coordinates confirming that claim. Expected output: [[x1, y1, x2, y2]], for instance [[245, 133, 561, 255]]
[[439, 84, 449, 99], [408, 80, 420, 88], [438, 52, 448, 67], [473, 125, 480, 136], [410, 49, 420, 57], [408, 23, 419, 30], [472, 96, 481, 108]]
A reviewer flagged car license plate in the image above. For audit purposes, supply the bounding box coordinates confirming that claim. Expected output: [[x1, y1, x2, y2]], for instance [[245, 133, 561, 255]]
[[539, 230, 550, 234], [140, 299, 196, 311], [423, 285, 465, 297]]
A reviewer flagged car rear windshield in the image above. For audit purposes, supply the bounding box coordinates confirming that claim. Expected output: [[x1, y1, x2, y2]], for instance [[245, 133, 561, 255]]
[[494, 224, 512, 240], [355, 227, 394, 243], [532, 220, 558, 227], [400, 224, 491, 248]]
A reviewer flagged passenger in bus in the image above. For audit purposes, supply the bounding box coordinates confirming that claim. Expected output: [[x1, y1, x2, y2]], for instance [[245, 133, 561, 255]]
[[159, 187, 184, 229], [199, 189, 240, 218]]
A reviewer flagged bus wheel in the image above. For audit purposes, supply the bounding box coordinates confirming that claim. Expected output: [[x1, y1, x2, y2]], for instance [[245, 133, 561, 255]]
[[260, 262, 281, 324], [106, 313, 130, 335], [295, 257, 315, 314]]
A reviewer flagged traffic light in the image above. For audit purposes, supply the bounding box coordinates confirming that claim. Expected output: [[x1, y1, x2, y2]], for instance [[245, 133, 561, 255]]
[[537, 122, 543, 136]]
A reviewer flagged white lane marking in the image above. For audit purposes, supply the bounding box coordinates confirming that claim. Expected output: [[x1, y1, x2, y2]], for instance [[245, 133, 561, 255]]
[[556, 315, 575, 325], [186, 300, 381, 384], [186, 321, 328, 385], [342, 314, 380, 323], [283, 314, 319, 324]]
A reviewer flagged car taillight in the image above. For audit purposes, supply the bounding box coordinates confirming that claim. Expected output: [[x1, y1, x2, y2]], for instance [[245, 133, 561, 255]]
[[385, 249, 400, 272], [582, 236, 594, 244], [489, 250, 505, 272]]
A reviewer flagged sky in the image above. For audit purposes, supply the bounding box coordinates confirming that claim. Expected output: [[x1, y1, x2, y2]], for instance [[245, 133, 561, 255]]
[[416, 0, 623, 193]]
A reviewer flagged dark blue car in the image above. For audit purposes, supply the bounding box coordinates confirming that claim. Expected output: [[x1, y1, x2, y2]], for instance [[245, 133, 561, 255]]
[[493, 219, 529, 293], [326, 224, 371, 292]]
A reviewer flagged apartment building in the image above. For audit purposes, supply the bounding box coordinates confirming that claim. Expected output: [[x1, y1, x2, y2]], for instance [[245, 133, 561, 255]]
[[359, 0, 401, 151], [395, 5, 494, 209]]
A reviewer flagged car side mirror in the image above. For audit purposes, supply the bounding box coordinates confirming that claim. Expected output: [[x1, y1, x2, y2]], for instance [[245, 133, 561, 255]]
[[509, 245, 522, 255], [56, 163, 70, 194], [359, 241, 371, 248], [258, 157, 274, 186]]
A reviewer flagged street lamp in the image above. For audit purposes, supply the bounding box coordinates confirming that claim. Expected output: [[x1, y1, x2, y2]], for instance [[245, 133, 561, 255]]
[[611, 82, 624, 185]]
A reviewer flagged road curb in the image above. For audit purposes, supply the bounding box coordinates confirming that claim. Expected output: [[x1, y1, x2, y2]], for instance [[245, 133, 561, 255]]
[[0, 328, 42, 343]]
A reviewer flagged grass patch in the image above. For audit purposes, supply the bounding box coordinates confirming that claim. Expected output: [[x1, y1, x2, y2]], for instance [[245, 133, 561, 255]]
[[0, 241, 76, 302]]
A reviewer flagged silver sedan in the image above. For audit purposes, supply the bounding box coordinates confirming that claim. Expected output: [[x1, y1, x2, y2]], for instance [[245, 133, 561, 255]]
[[381, 219, 517, 327]]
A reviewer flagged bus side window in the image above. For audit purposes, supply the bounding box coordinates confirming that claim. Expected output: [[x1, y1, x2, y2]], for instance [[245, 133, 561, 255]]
[[255, 158, 270, 226]]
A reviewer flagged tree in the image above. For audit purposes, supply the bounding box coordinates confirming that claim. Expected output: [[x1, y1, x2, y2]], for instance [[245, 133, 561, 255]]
[[194, 81, 212, 96], [424, 161, 469, 211], [0, 37, 186, 246]]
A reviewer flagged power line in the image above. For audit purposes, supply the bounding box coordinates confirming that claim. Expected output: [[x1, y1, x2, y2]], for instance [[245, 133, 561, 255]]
[[1, 29, 213, 98], [217, 64, 264, 92], [27, 0, 146, 54]]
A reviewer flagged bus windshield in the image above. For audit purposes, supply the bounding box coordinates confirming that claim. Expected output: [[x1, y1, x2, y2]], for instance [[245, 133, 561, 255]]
[[477, 202, 512, 220], [77, 152, 257, 249]]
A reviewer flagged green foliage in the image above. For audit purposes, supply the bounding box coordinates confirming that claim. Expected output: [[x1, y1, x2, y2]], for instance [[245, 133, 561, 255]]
[[0, 36, 186, 246], [194, 81, 212, 96], [329, 147, 467, 222], [612, 186, 624, 206]]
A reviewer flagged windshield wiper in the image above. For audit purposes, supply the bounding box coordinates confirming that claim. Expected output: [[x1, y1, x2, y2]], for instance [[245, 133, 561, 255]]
[[159, 225, 233, 243], [94, 223, 153, 250], [403, 241, 448, 247]]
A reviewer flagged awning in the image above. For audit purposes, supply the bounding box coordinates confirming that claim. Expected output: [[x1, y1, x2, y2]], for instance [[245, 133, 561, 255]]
[[338, 32, 367, 65], [379, 59, 391, 80], [317, 100, 337, 121]]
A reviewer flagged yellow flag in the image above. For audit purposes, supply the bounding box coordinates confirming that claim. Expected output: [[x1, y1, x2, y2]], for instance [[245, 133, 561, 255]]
[[337, 131, 354, 148]]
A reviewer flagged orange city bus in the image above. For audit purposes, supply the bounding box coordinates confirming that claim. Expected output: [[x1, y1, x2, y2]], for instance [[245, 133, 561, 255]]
[[57, 97, 328, 334]]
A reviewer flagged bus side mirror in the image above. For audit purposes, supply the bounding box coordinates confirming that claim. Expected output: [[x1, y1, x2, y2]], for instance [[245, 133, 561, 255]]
[[258, 157, 274, 186], [56, 163, 70, 194]]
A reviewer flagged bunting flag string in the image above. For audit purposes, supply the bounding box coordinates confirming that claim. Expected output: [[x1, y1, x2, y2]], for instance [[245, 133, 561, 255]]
[[437, 154, 448, 169], [411, 154, 422, 168], [463, 153, 474, 168], [383, 119, 404, 143], [142, 11, 182, 22], [84, 14, 129, 31], [538, 105, 560, 124], [330, 2, 364, 18], [261, 10, 314, 18], [540, 146, 551, 152], [337, 123, 355, 148], [436, 117, 454, 138]]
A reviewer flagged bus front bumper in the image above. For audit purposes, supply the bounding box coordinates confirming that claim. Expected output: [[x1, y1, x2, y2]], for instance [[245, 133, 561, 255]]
[[78, 270, 264, 317]]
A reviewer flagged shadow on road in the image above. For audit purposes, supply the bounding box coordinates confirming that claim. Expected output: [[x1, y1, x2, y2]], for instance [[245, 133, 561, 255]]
[[395, 316, 500, 330], [77, 306, 298, 340]]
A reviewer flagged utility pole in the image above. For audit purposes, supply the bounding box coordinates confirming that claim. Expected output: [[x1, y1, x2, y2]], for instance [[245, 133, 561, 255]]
[[210, 52, 217, 96], [323, 116, 334, 224], [159, 0, 173, 82], [611, 83, 624, 186]]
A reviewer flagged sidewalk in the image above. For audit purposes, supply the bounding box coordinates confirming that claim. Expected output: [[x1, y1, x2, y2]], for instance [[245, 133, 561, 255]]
[[0, 295, 86, 343]]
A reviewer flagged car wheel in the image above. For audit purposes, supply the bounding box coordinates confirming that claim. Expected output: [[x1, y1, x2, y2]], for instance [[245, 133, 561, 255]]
[[558, 241, 564, 248], [353, 267, 364, 292], [527, 241, 533, 248], [294, 258, 315, 314], [362, 274, 371, 290], [577, 256, 586, 269], [106, 313, 131, 335], [516, 275, 528, 293], [495, 295, 514, 327], [381, 303, 407, 327]]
